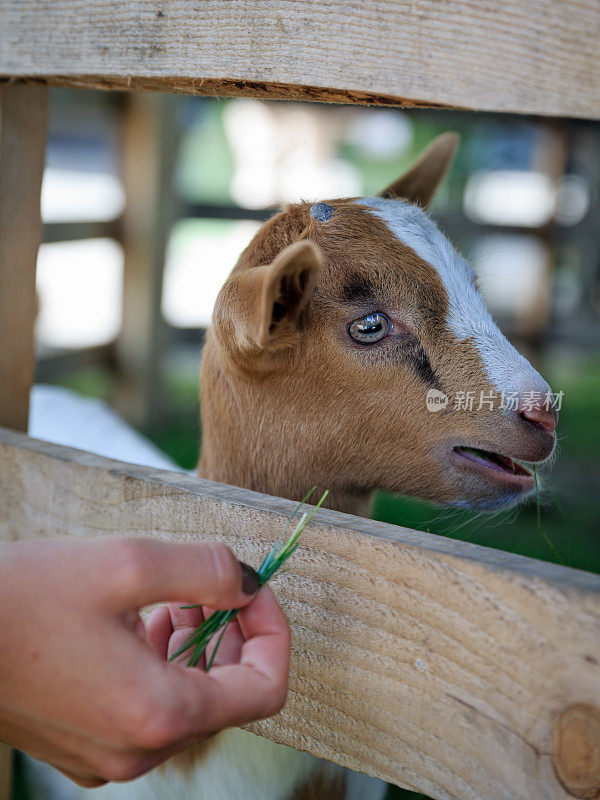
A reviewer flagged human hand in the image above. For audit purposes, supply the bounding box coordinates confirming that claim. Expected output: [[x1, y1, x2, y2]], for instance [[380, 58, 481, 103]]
[[0, 537, 290, 787]]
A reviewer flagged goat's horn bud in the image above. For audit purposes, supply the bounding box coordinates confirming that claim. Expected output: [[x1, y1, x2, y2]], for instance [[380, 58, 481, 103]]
[[310, 202, 334, 222]]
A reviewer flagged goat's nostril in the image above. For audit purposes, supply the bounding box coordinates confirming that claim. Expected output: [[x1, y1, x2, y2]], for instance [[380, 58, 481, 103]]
[[519, 402, 558, 433]]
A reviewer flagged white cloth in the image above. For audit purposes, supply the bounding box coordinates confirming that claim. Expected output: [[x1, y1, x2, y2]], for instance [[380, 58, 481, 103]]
[[29, 384, 179, 471]]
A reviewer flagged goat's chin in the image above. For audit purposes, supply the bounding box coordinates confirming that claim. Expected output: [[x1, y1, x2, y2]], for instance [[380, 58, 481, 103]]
[[387, 462, 538, 512], [435, 470, 537, 511], [407, 482, 534, 513], [446, 486, 534, 511]]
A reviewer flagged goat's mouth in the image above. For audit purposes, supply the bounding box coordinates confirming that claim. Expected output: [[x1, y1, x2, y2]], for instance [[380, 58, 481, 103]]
[[450, 445, 534, 490]]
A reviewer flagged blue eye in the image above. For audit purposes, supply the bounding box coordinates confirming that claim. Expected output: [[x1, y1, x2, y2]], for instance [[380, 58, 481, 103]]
[[348, 312, 390, 344]]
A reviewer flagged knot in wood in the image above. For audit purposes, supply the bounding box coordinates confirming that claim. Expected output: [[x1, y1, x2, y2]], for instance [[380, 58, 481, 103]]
[[552, 704, 600, 798]]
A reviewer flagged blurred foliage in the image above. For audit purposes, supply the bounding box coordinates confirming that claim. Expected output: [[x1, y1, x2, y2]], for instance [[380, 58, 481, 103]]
[[176, 102, 234, 204], [386, 788, 429, 800], [142, 360, 201, 470], [169, 218, 236, 256], [174, 97, 551, 216], [51, 364, 115, 402], [11, 753, 28, 800]]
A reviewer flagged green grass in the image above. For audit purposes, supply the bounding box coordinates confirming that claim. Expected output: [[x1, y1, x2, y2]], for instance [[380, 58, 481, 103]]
[[171, 489, 328, 669]]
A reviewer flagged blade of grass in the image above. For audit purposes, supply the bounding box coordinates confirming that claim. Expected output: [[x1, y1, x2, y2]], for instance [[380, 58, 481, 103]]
[[205, 623, 229, 671], [169, 489, 328, 669], [533, 466, 565, 566]]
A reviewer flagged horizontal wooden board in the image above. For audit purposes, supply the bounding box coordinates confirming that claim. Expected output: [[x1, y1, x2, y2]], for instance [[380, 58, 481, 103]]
[[1, 1, 599, 118], [1, 428, 600, 798]]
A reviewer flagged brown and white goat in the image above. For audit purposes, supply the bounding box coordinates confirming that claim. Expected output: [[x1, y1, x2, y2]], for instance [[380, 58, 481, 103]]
[[93, 133, 557, 800]]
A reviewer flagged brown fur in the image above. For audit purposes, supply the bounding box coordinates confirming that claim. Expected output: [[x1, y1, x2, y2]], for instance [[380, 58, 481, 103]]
[[381, 132, 459, 207], [198, 192, 552, 515], [191, 134, 555, 798]]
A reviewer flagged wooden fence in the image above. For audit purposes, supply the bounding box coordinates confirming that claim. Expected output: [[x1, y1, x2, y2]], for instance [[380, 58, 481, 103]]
[[1, 3, 600, 799], [2, 428, 600, 799], [2, 1, 600, 118]]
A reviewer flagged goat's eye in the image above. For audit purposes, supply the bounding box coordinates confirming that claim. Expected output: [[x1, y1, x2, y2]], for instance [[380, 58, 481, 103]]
[[348, 312, 390, 344]]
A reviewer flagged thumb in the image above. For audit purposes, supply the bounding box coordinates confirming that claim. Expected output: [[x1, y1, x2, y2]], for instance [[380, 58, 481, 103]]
[[104, 539, 260, 613]]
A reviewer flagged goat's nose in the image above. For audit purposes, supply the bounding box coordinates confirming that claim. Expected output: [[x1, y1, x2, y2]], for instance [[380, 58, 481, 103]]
[[518, 398, 558, 433]]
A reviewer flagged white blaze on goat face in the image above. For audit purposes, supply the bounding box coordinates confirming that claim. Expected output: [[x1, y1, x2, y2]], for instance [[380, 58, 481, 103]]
[[356, 196, 552, 400]]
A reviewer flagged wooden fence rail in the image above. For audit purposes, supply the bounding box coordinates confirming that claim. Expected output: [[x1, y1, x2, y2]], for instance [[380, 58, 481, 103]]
[[1, 1, 599, 119], [1, 427, 600, 800]]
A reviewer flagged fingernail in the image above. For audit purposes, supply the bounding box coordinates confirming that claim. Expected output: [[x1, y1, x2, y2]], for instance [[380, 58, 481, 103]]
[[239, 561, 260, 595]]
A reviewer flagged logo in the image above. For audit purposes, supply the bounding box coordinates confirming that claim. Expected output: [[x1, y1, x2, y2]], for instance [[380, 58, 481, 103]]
[[426, 388, 449, 412]]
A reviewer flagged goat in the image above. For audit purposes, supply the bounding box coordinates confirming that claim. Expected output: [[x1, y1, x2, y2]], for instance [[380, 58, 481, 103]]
[[91, 133, 557, 800]]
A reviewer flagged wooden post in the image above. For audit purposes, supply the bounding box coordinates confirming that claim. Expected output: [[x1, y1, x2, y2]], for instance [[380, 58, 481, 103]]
[[0, 83, 47, 431], [115, 92, 179, 429], [0, 82, 48, 800]]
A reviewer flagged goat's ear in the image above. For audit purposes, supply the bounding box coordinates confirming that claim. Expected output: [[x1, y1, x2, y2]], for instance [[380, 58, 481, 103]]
[[380, 132, 459, 208], [214, 240, 322, 355]]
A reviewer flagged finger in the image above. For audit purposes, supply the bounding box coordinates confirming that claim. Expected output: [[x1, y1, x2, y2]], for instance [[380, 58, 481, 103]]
[[167, 588, 291, 733], [167, 602, 206, 666], [203, 609, 244, 667], [122, 609, 146, 640], [145, 606, 172, 658], [235, 586, 291, 685], [8, 705, 184, 784], [169, 601, 204, 631], [4, 720, 109, 787], [235, 585, 289, 643], [57, 747, 170, 786], [106, 540, 260, 612], [56, 767, 107, 788], [169, 605, 244, 669], [205, 588, 291, 724]]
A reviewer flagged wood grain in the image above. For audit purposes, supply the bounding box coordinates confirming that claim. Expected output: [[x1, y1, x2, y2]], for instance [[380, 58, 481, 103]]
[[0, 1, 599, 119], [0, 84, 47, 431], [1, 428, 599, 799], [4, 75, 454, 111]]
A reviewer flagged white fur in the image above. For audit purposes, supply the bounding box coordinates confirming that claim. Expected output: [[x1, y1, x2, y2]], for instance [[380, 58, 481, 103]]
[[88, 732, 320, 800], [357, 197, 551, 397], [85, 730, 386, 800]]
